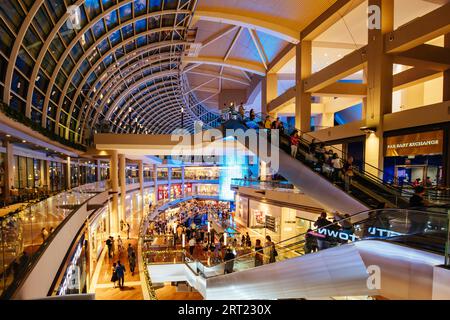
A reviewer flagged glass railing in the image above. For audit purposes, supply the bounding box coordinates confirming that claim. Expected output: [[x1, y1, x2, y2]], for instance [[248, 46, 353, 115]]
[[0, 182, 106, 299], [185, 208, 450, 279], [230, 178, 302, 194], [222, 113, 450, 208]]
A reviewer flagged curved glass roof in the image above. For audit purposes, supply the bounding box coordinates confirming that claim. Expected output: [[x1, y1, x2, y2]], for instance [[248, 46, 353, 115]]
[[0, 0, 219, 145]]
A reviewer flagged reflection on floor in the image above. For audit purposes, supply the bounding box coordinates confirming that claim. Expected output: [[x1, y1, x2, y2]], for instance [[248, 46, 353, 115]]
[[155, 283, 203, 300]]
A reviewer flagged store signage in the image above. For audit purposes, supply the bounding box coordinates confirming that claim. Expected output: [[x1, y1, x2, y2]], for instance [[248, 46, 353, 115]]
[[385, 130, 443, 156], [313, 228, 359, 242], [265, 216, 276, 233]]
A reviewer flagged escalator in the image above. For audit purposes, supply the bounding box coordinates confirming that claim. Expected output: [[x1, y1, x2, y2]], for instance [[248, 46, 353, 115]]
[[178, 208, 449, 299], [220, 114, 445, 212]]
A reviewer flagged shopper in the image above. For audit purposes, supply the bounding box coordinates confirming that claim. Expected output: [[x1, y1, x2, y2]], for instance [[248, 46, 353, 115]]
[[290, 130, 300, 158], [126, 223, 131, 240], [245, 232, 251, 248], [331, 153, 343, 183], [408, 186, 429, 234], [127, 243, 134, 260], [249, 109, 256, 121], [117, 235, 124, 257], [224, 248, 236, 274], [304, 229, 318, 254], [238, 102, 245, 120], [264, 236, 277, 264], [129, 251, 136, 276], [254, 239, 264, 267], [241, 234, 246, 247], [314, 212, 331, 250], [343, 156, 355, 192], [111, 262, 118, 288], [409, 186, 426, 207], [41, 227, 49, 243], [115, 261, 126, 288], [106, 236, 113, 258], [188, 237, 196, 256]]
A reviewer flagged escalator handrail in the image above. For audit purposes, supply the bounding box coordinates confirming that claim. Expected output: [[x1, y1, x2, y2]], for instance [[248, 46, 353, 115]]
[[188, 207, 443, 276]]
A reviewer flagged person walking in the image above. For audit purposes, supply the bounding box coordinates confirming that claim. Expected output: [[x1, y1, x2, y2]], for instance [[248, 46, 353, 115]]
[[117, 235, 124, 257], [106, 236, 113, 258], [264, 236, 277, 264], [224, 248, 236, 274], [115, 261, 126, 288], [111, 262, 118, 288], [188, 237, 196, 256], [126, 223, 131, 240], [343, 156, 355, 192], [127, 243, 134, 260], [129, 251, 136, 276], [245, 232, 251, 248], [254, 239, 264, 267]]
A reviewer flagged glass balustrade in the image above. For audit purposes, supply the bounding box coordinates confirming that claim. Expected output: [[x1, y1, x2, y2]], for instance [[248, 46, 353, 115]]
[[0, 181, 106, 298]]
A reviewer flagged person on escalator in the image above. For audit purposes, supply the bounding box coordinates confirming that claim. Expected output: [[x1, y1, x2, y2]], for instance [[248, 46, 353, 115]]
[[304, 229, 318, 254], [249, 109, 256, 121], [264, 116, 272, 130], [343, 156, 355, 193], [314, 212, 331, 250], [408, 186, 429, 234], [331, 153, 343, 183], [290, 130, 300, 159], [238, 103, 245, 120]]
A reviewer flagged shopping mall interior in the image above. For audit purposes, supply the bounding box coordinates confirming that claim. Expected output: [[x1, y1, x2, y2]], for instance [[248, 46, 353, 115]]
[[0, 0, 449, 302]]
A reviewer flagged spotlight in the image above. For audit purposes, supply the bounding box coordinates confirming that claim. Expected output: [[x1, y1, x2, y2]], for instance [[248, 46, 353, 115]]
[[360, 126, 377, 134]]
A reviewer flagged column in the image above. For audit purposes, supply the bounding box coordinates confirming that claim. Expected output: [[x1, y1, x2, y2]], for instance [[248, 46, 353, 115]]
[[45, 160, 50, 191], [167, 167, 172, 200], [119, 154, 126, 226], [295, 40, 312, 132], [3, 141, 14, 204], [110, 151, 119, 234], [261, 73, 278, 116], [364, 0, 394, 177], [321, 113, 335, 128], [96, 159, 101, 182], [444, 34, 450, 186], [259, 160, 267, 181], [181, 166, 185, 197], [153, 164, 157, 204], [66, 156, 71, 190], [138, 160, 144, 215]]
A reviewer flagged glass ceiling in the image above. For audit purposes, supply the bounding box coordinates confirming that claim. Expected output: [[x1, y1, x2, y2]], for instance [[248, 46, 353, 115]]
[[0, 0, 219, 145]]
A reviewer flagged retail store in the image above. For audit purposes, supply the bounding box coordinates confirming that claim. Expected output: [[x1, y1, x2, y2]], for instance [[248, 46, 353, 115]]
[[235, 194, 321, 243], [383, 126, 449, 188], [87, 207, 109, 282]]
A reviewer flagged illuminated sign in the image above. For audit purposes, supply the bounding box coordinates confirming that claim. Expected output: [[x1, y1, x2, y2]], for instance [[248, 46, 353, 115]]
[[385, 130, 443, 156]]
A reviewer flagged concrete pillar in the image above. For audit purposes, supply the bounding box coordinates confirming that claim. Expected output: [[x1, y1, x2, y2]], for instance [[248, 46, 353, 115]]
[[110, 151, 119, 234], [261, 73, 278, 116], [45, 160, 50, 191], [3, 141, 14, 203], [66, 156, 71, 190], [444, 34, 450, 186], [181, 166, 185, 197], [259, 160, 267, 181], [119, 154, 126, 225], [444, 34, 450, 102], [138, 160, 144, 215], [295, 40, 312, 132], [364, 0, 394, 177], [321, 113, 335, 128], [167, 167, 172, 200], [96, 159, 101, 182]]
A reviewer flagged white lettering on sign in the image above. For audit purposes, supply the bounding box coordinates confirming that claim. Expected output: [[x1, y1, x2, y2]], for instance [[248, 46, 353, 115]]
[[368, 227, 403, 238], [316, 228, 359, 242], [387, 140, 439, 149]]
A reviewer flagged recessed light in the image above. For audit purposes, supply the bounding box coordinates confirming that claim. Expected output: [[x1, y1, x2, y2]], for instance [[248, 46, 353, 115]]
[[22, 140, 26, 143], [6, 134, 11, 138]]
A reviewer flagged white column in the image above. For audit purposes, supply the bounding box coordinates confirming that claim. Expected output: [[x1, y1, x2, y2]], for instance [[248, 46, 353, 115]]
[[96, 159, 101, 182], [110, 151, 119, 234], [138, 160, 144, 215], [181, 166, 185, 197], [66, 156, 71, 190], [119, 154, 126, 226]]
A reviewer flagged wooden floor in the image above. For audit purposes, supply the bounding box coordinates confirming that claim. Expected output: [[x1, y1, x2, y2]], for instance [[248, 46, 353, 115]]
[[155, 284, 203, 300]]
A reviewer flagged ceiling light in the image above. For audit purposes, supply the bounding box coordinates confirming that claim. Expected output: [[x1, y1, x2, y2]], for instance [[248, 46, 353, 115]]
[[360, 126, 377, 134], [6, 134, 11, 138], [22, 140, 27, 143]]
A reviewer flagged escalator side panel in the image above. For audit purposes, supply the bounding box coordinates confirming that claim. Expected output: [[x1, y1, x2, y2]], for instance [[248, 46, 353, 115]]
[[205, 244, 375, 300], [354, 240, 444, 300]]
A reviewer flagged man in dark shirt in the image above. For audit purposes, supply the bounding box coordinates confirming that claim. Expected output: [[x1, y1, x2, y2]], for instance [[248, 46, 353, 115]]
[[314, 212, 331, 250], [408, 186, 428, 234], [409, 186, 425, 207]]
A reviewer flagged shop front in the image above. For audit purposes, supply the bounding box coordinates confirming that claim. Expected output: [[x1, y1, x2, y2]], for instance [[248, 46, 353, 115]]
[[156, 183, 193, 201], [236, 196, 318, 243], [383, 129, 447, 188], [55, 231, 88, 296], [88, 207, 109, 281]]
